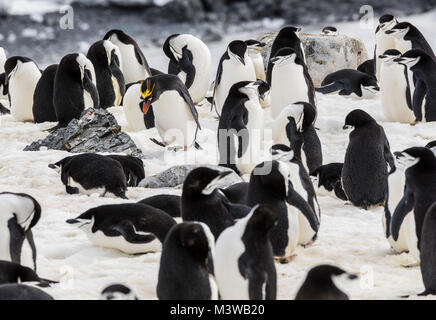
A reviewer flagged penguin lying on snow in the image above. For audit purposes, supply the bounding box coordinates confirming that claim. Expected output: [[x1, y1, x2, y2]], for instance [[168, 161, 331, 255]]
[[87, 40, 125, 108], [138, 194, 181, 218], [32, 64, 58, 123], [295, 265, 358, 300], [214, 205, 277, 300], [0, 284, 54, 300], [4, 56, 41, 122], [391, 147, 436, 265], [157, 222, 218, 300], [310, 163, 347, 201], [104, 29, 151, 85], [316, 69, 379, 99], [100, 284, 138, 300], [342, 110, 395, 209], [49, 153, 128, 199], [0, 260, 57, 287], [163, 33, 211, 105], [181, 167, 251, 239], [139, 74, 202, 150], [67, 203, 176, 254], [0, 192, 41, 271], [106, 154, 144, 187]]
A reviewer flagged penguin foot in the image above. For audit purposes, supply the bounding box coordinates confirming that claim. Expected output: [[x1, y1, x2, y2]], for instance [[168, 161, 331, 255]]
[[66, 186, 79, 195], [150, 138, 168, 148], [167, 146, 184, 152], [418, 291, 430, 296], [194, 142, 203, 150], [275, 255, 297, 264], [410, 120, 419, 126]]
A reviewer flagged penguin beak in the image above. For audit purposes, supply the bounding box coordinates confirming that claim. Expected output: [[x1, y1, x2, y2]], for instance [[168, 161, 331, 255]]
[[140, 98, 152, 114], [378, 55, 387, 59], [202, 171, 232, 195], [343, 124, 353, 130], [66, 219, 80, 224], [393, 57, 404, 63], [237, 55, 246, 66]]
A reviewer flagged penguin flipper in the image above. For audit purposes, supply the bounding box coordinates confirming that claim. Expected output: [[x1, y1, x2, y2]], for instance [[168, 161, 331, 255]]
[[382, 134, 396, 173], [83, 69, 100, 107], [231, 109, 249, 158], [0, 102, 10, 114], [111, 220, 157, 244], [412, 79, 427, 121], [178, 83, 201, 129], [8, 217, 25, 265], [287, 187, 320, 232], [391, 186, 415, 242], [221, 195, 251, 219], [179, 47, 195, 89], [315, 81, 344, 95], [26, 231, 38, 272], [168, 60, 180, 75]]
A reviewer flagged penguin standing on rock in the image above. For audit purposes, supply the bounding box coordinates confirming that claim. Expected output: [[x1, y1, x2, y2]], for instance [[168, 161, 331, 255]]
[[4, 56, 41, 122], [342, 110, 395, 209], [157, 222, 218, 300], [66, 203, 176, 254], [104, 29, 151, 85], [212, 40, 256, 116], [163, 34, 211, 104], [391, 147, 436, 264], [32, 64, 58, 123], [0, 192, 41, 271], [270, 47, 315, 119], [295, 265, 358, 300], [49, 153, 128, 199], [375, 14, 398, 80], [139, 74, 201, 150], [214, 205, 277, 300], [87, 40, 125, 108], [218, 81, 265, 176], [245, 40, 266, 82], [53, 53, 99, 128], [395, 50, 436, 122]]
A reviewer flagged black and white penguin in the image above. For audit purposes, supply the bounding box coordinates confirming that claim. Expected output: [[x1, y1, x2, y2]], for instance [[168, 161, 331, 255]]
[[100, 284, 138, 300], [157, 222, 218, 300], [379, 49, 415, 123], [245, 39, 266, 82], [0, 260, 56, 287], [271, 145, 321, 246], [272, 102, 322, 174], [391, 147, 436, 264], [395, 50, 436, 122], [138, 194, 181, 218], [322, 26, 338, 35], [53, 53, 99, 127], [270, 47, 315, 119], [386, 22, 435, 58], [32, 64, 58, 123], [212, 40, 256, 116], [214, 205, 277, 300], [106, 154, 144, 187], [0, 192, 41, 271], [426, 140, 436, 154], [87, 40, 125, 108], [122, 81, 155, 131], [103, 29, 151, 85], [316, 69, 379, 99], [342, 110, 395, 209], [49, 153, 128, 199], [4, 56, 41, 122], [357, 59, 375, 77], [267, 26, 305, 84], [419, 203, 436, 296], [246, 160, 319, 261], [218, 81, 264, 175], [295, 265, 357, 300], [310, 163, 347, 201], [375, 14, 398, 80], [220, 182, 249, 205], [163, 34, 211, 104], [257, 79, 271, 108], [181, 167, 251, 239], [0, 284, 54, 300], [139, 74, 201, 150], [67, 203, 176, 254]]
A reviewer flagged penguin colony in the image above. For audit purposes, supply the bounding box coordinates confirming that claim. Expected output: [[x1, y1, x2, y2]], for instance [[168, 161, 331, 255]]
[[0, 12, 435, 301]]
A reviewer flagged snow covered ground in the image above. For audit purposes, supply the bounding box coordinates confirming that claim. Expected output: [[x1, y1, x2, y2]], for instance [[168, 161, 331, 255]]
[[1, 11, 436, 300]]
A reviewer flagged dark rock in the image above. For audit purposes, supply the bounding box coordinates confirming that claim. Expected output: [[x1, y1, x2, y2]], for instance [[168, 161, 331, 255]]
[[24, 108, 143, 158]]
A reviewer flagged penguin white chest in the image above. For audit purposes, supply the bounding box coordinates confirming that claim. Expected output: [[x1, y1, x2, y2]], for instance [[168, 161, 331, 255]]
[[122, 83, 145, 132], [116, 41, 148, 84], [249, 52, 266, 81], [395, 39, 412, 54], [285, 204, 300, 256], [153, 91, 197, 147], [271, 63, 308, 119], [0, 220, 12, 262]]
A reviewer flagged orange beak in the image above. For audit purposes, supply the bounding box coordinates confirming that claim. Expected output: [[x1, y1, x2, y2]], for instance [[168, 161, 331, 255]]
[[141, 98, 152, 114]]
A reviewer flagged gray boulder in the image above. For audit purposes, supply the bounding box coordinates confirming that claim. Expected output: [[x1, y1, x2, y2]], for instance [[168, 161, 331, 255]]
[[24, 108, 143, 158], [138, 164, 242, 189], [259, 32, 369, 87]]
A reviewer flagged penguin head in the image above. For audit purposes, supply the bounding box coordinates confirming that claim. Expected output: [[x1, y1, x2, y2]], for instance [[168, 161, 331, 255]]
[[245, 39, 266, 53], [255, 80, 270, 107], [183, 167, 232, 198], [278, 26, 302, 37], [361, 76, 380, 94], [378, 14, 397, 31], [394, 147, 436, 169], [227, 40, 248, 66], [66, 210, 94, 233], [270, 47, 299, 66], [394, 50, 426, 70], [163, 34, 183, 62], [100, 284, 138, 300], [378, 49, 402, 65], [385, 22, 410, 38], [178, 222, 210, 261], [306, 265, 357, 283], [0, 192, 42, 231], [4, 56, 34, 80], [103, 29, 131, 45], [253, 161, 290, 198], [270, 144, 295, 163], [279, 103, 309, 133], [322, 26, 337, 35], [75, 53, 95, 83], [238, 80, 262, 99], [247, 204, 278, 235], [139, 76, 159, 115], [343, 109, 376, 130], [426, 140, 436, 149], [102, 40, 122, 70]]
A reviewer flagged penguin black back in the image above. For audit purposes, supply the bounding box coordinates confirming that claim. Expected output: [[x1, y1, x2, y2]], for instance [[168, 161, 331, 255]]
[[138, 194, 181, 217], [32, 64, 58, 123], [106, 154, 144, 187], [420, 202, 436, 295], [0, 284, 54, 300]]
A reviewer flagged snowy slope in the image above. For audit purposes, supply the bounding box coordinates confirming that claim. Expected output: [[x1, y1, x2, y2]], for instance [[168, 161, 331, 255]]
[[0, 12, 436, 300]]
